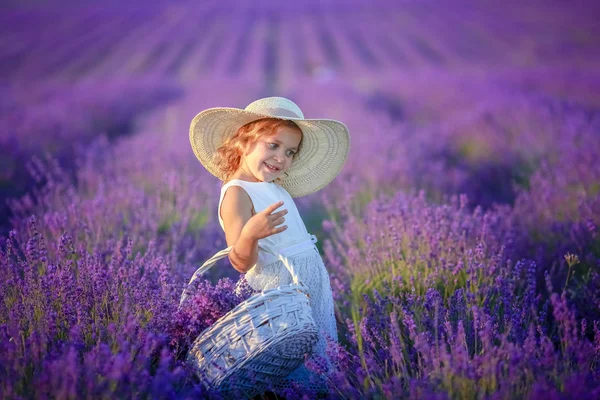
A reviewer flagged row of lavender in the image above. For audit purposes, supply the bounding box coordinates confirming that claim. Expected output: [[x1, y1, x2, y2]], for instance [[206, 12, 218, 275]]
[[3, 0, 599, 82], [2, 64, 599, 397], [0, 79, 180, 238], [323, 67, 600, 397]]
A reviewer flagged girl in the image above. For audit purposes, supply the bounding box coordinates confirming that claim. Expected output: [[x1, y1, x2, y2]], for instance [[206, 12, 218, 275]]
[[189, 96, 350, 395]]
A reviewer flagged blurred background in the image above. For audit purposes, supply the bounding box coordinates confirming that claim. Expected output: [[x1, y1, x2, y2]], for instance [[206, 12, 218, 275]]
[[3, 0, 600, 267], [2, 0, 600, 263]]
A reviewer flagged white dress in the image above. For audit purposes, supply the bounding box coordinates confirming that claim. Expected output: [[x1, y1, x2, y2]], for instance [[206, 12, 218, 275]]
[[218, 179, 338, 391]]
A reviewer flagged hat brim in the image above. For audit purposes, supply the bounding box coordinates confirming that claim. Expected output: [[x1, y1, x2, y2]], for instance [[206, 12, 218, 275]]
[[189, 107, 350, 197]]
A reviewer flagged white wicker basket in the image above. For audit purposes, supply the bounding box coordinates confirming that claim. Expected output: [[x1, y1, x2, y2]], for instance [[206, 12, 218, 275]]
[[179, 245, 318, 397]]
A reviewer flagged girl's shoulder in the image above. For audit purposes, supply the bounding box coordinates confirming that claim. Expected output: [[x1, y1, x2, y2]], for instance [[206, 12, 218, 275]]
[[220, 179, 295, 207], [219, 183, 255, 221], [221, 178, 297, 198], [221, 179, 286, 194], [221, 178, 271, 188], [219, 179, 277, 205]]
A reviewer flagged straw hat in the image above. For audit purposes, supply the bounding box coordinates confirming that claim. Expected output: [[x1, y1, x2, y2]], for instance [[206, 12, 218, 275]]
[[189, 96, 350, 198]]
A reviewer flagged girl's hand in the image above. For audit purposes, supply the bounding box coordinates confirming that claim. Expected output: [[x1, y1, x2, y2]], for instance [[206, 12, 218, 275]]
[[241, 201, 288, 241]]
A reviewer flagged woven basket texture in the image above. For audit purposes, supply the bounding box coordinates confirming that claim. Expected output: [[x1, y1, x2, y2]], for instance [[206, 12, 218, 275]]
[[187, 285, 318, 395], [180, 245, 319, 396]]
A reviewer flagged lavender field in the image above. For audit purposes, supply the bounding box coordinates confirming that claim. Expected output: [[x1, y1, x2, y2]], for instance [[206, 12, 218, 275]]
[[2, 0, 600, 398]]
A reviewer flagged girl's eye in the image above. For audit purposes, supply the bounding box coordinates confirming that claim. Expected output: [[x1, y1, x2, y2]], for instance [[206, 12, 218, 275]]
[[268, 142, 294, 156]]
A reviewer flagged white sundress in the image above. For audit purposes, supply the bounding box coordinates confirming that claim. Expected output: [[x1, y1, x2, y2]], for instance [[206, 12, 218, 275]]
[[218, 179, 338, 392]]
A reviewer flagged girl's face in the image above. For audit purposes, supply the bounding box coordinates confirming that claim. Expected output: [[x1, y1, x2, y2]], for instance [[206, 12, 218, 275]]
[[240, 125, 302, 182]]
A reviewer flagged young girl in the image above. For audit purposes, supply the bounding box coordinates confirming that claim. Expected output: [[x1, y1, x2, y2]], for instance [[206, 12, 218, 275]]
[[189, 96, 350, 394]]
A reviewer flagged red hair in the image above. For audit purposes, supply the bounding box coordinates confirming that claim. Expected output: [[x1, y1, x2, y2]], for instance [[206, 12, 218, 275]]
[[213, 118, 303, 183]]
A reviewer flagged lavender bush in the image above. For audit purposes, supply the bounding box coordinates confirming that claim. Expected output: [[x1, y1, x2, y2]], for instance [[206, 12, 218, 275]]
[[320, 191, 600, 398], [0, 79, 180, 237], [0, 217, 212, 398]]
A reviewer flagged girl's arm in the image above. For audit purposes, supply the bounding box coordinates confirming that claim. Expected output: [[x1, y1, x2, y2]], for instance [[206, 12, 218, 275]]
[[221, 186, 257, 273], [221, 186, 288, 273]]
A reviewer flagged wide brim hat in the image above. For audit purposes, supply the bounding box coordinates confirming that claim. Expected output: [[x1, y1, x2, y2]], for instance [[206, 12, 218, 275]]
[[189, 96, 350, 198]]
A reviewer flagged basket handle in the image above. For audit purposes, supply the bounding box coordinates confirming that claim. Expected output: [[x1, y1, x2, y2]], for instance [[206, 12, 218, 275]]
[[178, 245, 302, 308]]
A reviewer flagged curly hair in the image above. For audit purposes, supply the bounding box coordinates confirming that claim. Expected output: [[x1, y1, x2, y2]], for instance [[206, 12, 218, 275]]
[[213, 118, 303, 183]]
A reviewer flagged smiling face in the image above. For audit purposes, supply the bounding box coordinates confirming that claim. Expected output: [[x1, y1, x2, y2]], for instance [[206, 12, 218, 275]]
[[239, 125, 303, 183]]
